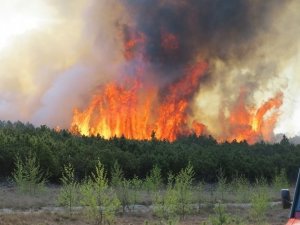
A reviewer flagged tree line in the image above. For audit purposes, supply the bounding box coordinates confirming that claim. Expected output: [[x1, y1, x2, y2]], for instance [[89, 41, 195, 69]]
[[0, 120, 298, 183]]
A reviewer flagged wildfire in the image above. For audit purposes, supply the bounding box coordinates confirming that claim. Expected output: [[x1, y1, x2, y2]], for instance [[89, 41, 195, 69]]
[[155, 62, 208, 140], [123, 31, 146, 60], [71, 61, 208, 141], [70, 27, 284, 144], [227, 91, 283, 144]]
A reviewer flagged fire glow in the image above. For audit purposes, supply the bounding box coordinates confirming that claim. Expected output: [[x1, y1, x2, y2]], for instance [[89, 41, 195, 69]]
[[0, 1, 299, 144], [70, 29, 283, 144], [71, 60, 208, 141]]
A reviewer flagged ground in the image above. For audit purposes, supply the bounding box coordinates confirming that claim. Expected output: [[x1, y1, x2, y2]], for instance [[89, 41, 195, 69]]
[[0, 184, 292, 225], [0, 206, 290, 225]]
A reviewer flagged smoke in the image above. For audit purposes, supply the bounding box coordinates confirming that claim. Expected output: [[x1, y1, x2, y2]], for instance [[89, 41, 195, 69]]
[[122, 0, 284, 65], [0, 0, 128, 127], [0, 0, 299, 139], [121, 0, 300, 139]]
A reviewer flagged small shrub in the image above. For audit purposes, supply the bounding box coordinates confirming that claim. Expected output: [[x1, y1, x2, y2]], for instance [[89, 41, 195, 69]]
[[250, 178, 270, 223], [119, 179, 133, 213], [216, 168, 227, 202], [80, 179, 100, 222], [131, 176, 142, 210], [194, 181, 204, 213], [80, 160, 120, 225], [111, 161, 132, 213], [153, 173, 178, 222], [273, 168, 289, 191], [144, 165, 162, 194], [207, 202, 236, 225], [174, 163, 194, 219], [58, 163, 78, 215], [153, 164, 195, 222], [12, 151, 46, 195], [231, 174, 250, 203], [111, 161, 123, 188]]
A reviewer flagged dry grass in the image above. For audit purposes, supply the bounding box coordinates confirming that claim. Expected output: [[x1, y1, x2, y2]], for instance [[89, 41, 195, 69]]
[[0, 205, 290, 225], [0, 186, 59, 209], [0, 183, 290, 210], [0, 184, 292, 225]]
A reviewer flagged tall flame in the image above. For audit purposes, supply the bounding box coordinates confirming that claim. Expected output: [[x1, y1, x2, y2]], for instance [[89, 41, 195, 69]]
[[227, 91, 283, 144], [155, 62, 208, 140], [71, 61, 208, 141], [70, 27, 284, 143]]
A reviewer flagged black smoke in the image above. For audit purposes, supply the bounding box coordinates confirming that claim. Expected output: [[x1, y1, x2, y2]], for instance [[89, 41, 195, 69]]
[[123, 0, 284, 68]]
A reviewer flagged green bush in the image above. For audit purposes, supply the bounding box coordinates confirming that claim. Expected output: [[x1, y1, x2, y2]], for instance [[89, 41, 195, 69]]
[[216, 168, 227, 202], [80, 160, 120, 225], [173, 163, 194, 219], [208, 202, 232, 225], [194, 181, 204, 213], [153, 164, 194, 221], [250, 178, 270, 223], [118, 179, 133, 213], [111, 161, 132, 213], [153, 173, 178, 223], [58, 163, 78, 215], [273, 168, 289, 191], [12, 151, 47, 195], [111, 161, 123, 188], [231, 174, 250, 203], [131, 176, 142, 210], [144, 165, 163, 193]]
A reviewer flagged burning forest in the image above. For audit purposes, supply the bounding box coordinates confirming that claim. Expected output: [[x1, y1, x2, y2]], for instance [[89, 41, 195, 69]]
[[0, 0, 299, 144]]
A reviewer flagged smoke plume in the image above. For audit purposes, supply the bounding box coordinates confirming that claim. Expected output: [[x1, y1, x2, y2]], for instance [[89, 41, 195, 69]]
[[0, 0, 299, 142]]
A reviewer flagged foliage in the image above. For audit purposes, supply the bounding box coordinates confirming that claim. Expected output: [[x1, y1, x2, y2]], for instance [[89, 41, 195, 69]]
[[153, 173, 178, 222], [201, 202, 247, 225], [12, 151, 46, 195], [58, 163, 78, 215], [231, 174, 250, 203], [194, 181, 204, 213], [80, 160, 120, 225], [111, 161, 132, 213], [1, 121, 300, 184], [173, 163, 194, 219], [273, 168, 289, 191], [131, 176, 143, 210], [250, 178, 270, 223], [144, 165, 162, 193], [111, 161, 123, 188], [153, 164, 194, 221], [119, 179, 133, 213], [208, 202, 232, 225], [216, 168, 227, 202]]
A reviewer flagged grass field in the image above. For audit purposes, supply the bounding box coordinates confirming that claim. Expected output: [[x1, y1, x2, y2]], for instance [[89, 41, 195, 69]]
[[0, 183, 292, 225]]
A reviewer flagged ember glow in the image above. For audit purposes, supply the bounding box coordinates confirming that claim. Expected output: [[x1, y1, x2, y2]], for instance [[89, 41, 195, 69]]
[[0, 0, 300, 144]]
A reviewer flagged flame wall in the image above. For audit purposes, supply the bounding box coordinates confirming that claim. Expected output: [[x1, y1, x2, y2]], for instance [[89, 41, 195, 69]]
[[0, 0, 299, 143]]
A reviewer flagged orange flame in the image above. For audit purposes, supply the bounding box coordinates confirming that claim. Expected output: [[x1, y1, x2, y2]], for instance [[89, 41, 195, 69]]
[[70, 29, 283, 144], [70, 61, 208, 141], [155, 62, 208, 140], [71, 79, 156, 139], [192, 121, 207, 137], [227, 91, 283, 144]]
